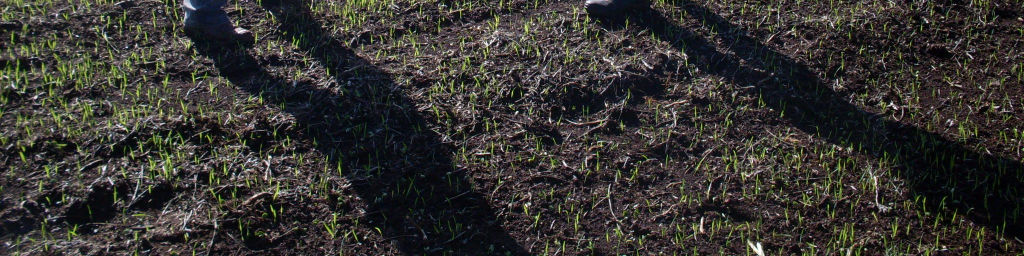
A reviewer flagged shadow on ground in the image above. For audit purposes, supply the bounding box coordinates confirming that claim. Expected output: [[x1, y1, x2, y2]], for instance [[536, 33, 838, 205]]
[[190, 1, 527, 254], [600, 0, 1024, 237]]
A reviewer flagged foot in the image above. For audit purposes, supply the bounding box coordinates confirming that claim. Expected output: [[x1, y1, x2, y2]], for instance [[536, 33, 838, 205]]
[[184, 20, 254, 44], [585, 0, 647, 16]]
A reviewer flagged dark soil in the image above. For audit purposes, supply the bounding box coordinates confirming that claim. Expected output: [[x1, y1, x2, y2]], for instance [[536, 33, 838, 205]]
[[2, 0, 1022, 255]]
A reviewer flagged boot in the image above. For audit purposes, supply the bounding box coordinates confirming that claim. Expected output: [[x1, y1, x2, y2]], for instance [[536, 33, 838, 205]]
[[184, 21, 253, 43], [584, 0, 648, 16]]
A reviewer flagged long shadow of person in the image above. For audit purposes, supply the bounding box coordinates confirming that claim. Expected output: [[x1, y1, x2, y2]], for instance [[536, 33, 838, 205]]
[[603, 1, 1024, 238], [188, 1, 527, 254]]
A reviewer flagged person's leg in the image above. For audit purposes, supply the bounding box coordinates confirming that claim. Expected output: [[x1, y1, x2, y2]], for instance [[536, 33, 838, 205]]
[[183, 0, 252, 42], [584, 0, 648, 16]]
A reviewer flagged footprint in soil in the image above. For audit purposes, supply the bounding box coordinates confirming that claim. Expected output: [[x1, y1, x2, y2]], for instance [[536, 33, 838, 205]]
[[0, 200, 38, 238], [60, 181, 174, 225], [64, 184, 118, 224]]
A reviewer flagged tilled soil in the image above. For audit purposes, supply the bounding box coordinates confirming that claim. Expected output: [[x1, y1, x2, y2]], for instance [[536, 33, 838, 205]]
[[1, 0, 1022, 254]]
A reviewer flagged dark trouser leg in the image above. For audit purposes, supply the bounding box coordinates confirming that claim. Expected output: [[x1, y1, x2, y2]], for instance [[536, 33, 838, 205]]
[[183, 0, 231, 27], [183, 0, 252, 42]]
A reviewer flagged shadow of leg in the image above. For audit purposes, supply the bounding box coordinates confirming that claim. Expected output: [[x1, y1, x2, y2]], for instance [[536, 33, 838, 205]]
[[624, 1, 1024, 237], [189, 2, 529, 253]]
